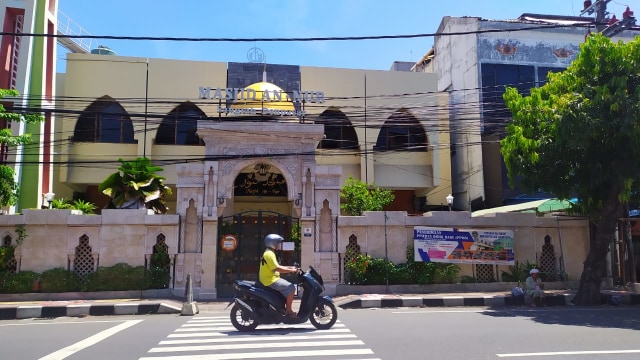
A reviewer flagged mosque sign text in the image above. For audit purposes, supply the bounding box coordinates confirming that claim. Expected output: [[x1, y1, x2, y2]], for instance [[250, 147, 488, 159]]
[[216, 106, 306, 117], [198, 87, 325, 103]]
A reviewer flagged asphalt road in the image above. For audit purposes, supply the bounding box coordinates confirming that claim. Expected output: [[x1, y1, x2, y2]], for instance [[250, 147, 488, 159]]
[[1, 306, 639, 359]]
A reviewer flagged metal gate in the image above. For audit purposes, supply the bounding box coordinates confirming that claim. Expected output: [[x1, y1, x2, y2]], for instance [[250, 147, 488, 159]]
[[216, 211, 300, 298]]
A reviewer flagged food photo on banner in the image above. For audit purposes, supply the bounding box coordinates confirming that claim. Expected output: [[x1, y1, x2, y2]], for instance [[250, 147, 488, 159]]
[[413, 226, 515, 265]]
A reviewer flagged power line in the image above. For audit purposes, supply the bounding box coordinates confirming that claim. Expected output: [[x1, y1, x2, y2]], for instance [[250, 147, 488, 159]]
[[2, 23, 589, 43]]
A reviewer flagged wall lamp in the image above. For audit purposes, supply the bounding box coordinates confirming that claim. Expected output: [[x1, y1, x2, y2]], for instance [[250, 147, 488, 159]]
[[294, 193, 302, 206], [446, 194, 454, 212], [42, 192, 55, 209]]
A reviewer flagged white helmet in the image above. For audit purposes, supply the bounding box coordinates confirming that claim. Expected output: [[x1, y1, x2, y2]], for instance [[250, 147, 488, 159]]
[[264, 234, 284, 249]]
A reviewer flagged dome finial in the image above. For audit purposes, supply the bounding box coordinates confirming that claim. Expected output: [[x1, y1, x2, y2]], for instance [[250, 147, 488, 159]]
[[262, 53, 268, 82]]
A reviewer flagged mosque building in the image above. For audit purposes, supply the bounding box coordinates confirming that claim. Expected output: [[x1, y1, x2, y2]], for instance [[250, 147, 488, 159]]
[[54, 53, 452, 296]]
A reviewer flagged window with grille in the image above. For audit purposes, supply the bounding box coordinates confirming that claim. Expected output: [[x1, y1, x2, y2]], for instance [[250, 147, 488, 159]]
[[374, 110, 427, 152], [155, 102, 205, 145], [1, 235, 16, 274], [315, 108, 359, 150], [74, 96, 136, 143], [73, 235, 95, 277], [475, 264, 495, 283], [343, 234, 361, 284]]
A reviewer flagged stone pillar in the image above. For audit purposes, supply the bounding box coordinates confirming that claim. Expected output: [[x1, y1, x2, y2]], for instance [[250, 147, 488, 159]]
[[175, 163, 206, 297], [310, 165, 342, 287], [199, 218, 219, 300], [300, 220, 316, 269]]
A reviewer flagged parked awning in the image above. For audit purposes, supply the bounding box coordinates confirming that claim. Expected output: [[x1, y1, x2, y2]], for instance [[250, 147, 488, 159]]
[[472, 199, 573, 217]]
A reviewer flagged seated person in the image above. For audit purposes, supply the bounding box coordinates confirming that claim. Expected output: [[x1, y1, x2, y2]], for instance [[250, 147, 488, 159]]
[[525, 268, 546, 307], [259, 234, 300, 317]]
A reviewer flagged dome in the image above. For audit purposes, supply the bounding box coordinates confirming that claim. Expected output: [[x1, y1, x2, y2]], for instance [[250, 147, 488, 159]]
[[231, 82, 295, 112]]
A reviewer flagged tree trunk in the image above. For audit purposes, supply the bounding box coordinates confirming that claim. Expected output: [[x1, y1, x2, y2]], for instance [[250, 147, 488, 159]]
[[573, 188, 622, 305]]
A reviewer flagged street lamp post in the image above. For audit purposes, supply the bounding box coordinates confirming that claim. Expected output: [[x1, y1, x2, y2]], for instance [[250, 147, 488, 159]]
[[446, 194, 454, 212]]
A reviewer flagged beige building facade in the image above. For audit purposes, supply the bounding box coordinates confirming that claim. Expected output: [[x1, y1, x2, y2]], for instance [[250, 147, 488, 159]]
[[40, 53, 452, 298], [0, 53, 595, 299]]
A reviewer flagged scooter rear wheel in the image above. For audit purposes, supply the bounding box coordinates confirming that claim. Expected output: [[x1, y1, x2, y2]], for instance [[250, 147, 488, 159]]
[[309, 298, 338, 330], [230, 304, 259, 331]]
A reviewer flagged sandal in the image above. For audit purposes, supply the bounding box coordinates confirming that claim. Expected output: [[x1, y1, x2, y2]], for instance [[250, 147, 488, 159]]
[[286, 311, 298, 318]]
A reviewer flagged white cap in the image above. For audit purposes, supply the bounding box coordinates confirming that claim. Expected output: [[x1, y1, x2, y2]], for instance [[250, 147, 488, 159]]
[[530, 268, 540, 274]]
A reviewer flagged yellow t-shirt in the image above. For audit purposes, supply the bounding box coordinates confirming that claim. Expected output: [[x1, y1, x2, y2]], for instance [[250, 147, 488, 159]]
[[259, 249, 280, 286]]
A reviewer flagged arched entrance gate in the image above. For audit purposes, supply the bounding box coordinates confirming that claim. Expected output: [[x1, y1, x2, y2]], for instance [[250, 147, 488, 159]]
[[216, 210, 300, 297]]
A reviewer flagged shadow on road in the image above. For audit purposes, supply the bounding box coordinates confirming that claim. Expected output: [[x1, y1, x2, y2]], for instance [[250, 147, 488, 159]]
[[481, 306, 640, 331]]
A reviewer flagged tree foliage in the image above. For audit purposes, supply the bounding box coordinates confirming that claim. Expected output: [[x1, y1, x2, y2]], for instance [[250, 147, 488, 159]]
[[98, 157, 172, 214], [500, 34, 640, 305], [0, 89, 44, 207], [340, 176, 394, 215]]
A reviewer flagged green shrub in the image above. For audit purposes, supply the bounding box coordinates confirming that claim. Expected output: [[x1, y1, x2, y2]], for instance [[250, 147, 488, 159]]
[[501, 260, 536, 285], [345, 253, 370, 285], [72, 199, 97, 214], [50, 198, 97, 214], [405, 261, 436, 285], [0, 271, 39, 293], [459, 275, 476, 283], [146, 266, 171, 289], [433, 263, 461, 284], [82, 263, 146, 291], [345, 247, 462, 285], [0, 245, 15, 270], [39, 268, 80, 292], [362, 257, 395, 285], [148, 250, 170, 289], [50, 198, 73, 209], [389, 263, 413, 284]]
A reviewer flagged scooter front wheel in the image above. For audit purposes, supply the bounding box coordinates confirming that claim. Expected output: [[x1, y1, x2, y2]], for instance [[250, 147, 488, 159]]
[[230, 304, 259, 331], [309, 298, 338, 330]]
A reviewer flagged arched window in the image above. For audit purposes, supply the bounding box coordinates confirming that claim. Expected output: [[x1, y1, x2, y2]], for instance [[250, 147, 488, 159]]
[[374, 109, 427, 152], [74, 96, 135, 143], [155, 102, 205, 145], [315, 108, 359, 150]]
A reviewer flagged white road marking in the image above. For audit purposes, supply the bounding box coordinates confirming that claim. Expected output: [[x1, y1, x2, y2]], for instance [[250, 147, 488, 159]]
[[38, 319, 142, 360], [174, 323, 345, 332], [191, 316, 228, 319], [497, 349, 640, 357], [392, 307, 628, 314], [142, 317, 373, 360], [139, 348, 375, 360], [149, 339, 364, 352], [186, 319, 230, 323], [393, 309, 491, 314], [167, 327, 352, 338], [160, 333, 357, 345], [0, 320, 127, 327]]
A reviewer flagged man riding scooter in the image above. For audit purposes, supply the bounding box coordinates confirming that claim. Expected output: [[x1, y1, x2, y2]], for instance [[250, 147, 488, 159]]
[[259, 234, 301, 317]]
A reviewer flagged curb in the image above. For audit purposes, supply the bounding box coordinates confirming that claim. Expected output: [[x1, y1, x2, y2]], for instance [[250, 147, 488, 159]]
[[1, 293, 638, 320], [0, 302, 181, 320], [338, 293, 640, 309]]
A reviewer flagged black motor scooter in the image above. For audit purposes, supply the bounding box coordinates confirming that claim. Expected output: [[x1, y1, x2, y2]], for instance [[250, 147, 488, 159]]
[[228, 265, 338, 331]]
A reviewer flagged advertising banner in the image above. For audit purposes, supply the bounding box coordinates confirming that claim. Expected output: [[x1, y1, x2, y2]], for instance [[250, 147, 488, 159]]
[[414, 227, 515, 265]]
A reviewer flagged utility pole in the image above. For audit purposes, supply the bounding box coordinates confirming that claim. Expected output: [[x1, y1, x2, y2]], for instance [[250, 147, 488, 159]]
[[581, 0, 636, 37]]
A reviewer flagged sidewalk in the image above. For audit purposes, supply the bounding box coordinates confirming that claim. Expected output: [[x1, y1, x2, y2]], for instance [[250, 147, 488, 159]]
[[1, 289, 638, 320]]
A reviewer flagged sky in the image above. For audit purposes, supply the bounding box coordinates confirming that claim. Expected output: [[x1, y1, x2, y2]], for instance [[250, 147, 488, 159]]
[[55, 0, 635, 73]]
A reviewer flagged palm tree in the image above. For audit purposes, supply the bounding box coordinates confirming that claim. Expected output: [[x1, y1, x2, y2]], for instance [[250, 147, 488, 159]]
[[98, 157, 172, 214]]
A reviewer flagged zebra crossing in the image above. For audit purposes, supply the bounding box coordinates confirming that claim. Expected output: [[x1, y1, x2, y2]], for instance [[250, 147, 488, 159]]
[[138, 315, 379, 360]]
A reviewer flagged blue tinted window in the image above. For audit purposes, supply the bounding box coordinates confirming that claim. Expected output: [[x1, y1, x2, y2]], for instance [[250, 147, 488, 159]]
[[74, 97, 135, 143], [156, 103, 205, 145], [374, 111, 427, 152]]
